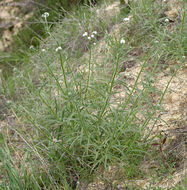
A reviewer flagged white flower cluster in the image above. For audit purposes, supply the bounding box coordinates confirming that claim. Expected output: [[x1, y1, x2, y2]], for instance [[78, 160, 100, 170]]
[[82, 32, 88, 37], [53, 138, 62, 143], [39, 46, 63, 53], [42, 12, 49, 19], [55, 46, 62, 52], [123, 17, 130, 22], [120, 38, 125, 44], [82, 31, 97, 41], [29, 45, 34, 49], [165, 18, 169, 22]]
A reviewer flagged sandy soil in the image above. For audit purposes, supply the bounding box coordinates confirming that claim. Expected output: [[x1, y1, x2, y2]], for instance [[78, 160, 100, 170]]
[[0, 0, 35, 51]]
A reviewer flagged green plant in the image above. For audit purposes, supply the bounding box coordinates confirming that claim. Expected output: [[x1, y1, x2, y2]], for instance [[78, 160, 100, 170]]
[[0, 0, 186, 189]]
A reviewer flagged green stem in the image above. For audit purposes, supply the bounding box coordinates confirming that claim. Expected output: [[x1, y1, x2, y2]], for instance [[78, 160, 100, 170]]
[[99, 54, 119, 119], [143, 68, 178, 142], [86, 43, 92, 93], [45, 63, 66, 96], [180, 7, 185, 53], [59, 52, 68, 90], [142, 0, 159, 39], [122, 55, 150, 110]]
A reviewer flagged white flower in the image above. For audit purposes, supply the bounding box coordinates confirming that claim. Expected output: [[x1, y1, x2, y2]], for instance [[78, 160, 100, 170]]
[[91, 34, 94, 38], [41, 49, 46, 52], [163, 0, 166, 2], [29, 45, 34, 49], [53, 138, 61, 143], [118, 107, 123, 111], [42, 12, 49, 18], [56, 46, 62, 52], [155, 40, 159, 43], [88, 36, 91, 40], [182, 56, 185, 59], [120, 38, 125, 44], [165, 18, 169, 22], [93, 42, 96, 45], [92, 31, 97, 35], [123, 17, 130, 22], [82, 32, 88, 37]]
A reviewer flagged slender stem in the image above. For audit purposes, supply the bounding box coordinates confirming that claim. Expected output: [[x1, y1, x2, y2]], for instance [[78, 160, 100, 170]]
[[86, 43, 92, 93], [45, 63, 66, 96], [59, 52, 68, 90], [122, 55, 150, 110], [142, 0, 159, 39], [143, 68, 178, 142], [99, 54, 119, 119], [180, 7, 185, 53]]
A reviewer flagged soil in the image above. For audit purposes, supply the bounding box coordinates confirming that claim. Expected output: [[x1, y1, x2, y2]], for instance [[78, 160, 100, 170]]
[[0, 0, 36, 51]]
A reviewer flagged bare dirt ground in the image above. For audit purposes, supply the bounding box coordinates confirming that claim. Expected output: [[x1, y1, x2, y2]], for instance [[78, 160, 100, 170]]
[[0, 0, 35, 51]]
